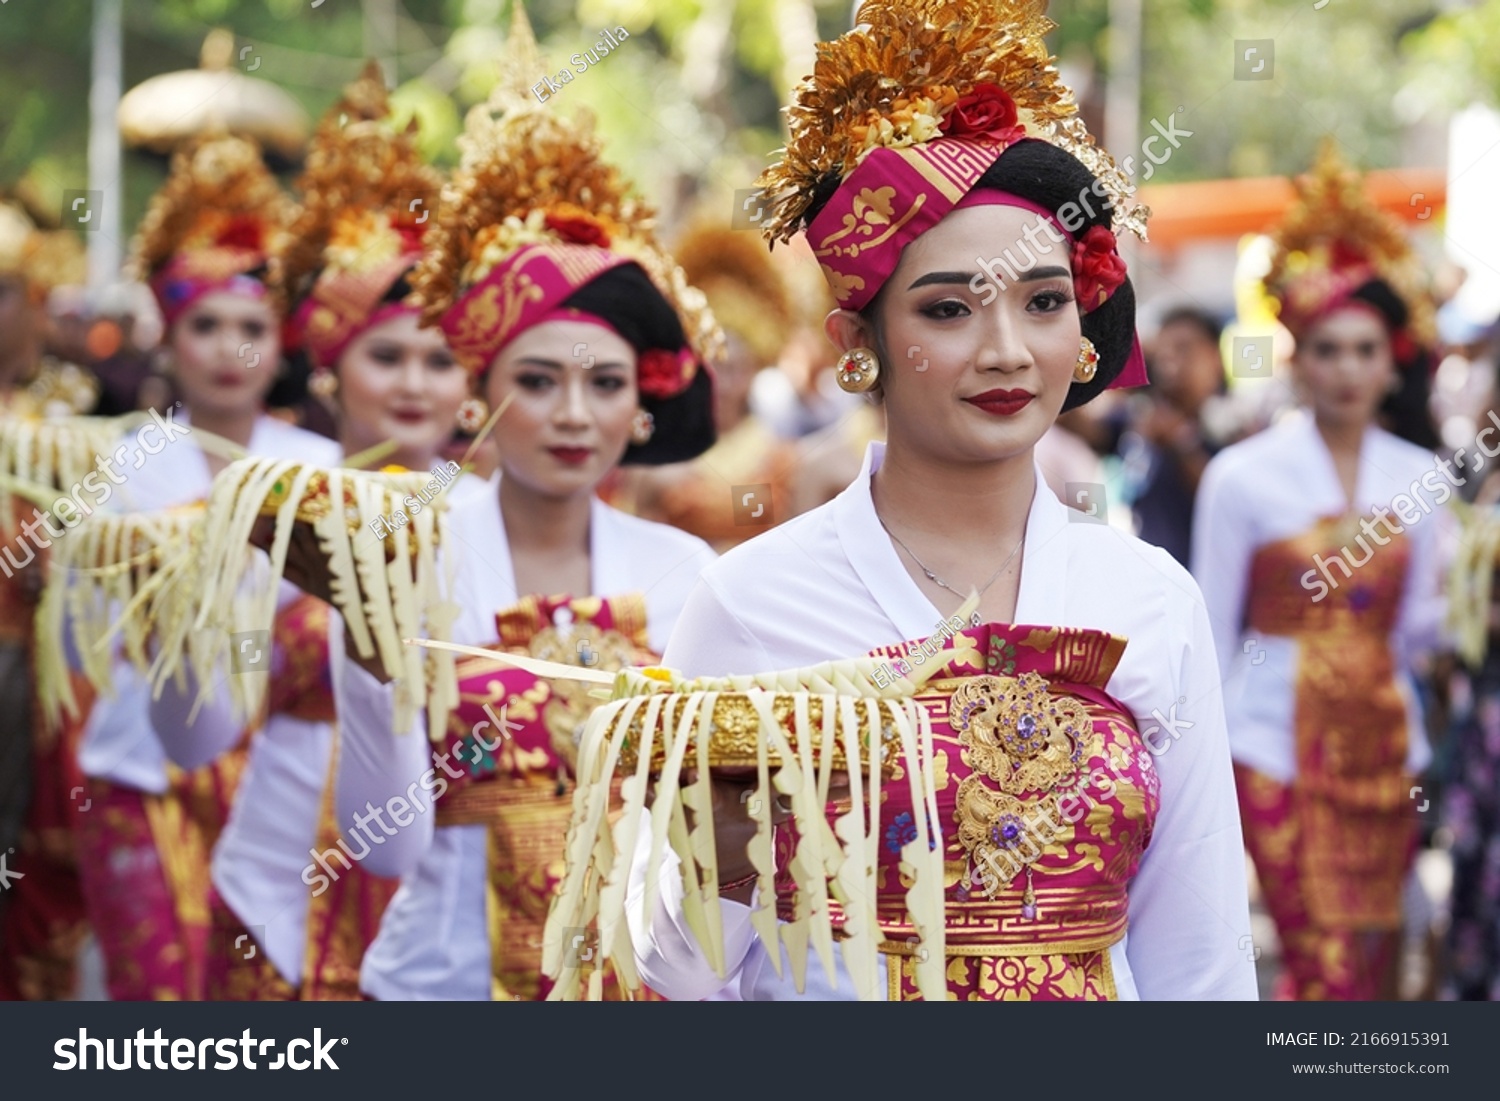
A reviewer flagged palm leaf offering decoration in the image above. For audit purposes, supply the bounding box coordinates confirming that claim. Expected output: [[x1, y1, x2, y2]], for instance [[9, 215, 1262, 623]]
[[1449, 499, 1500, 669], [47, 457, 462, 739], [409, 597, 977, 1002], [167, 456, 460, 738], [34, 503, 206, 731], [0, 413, 125, 531]]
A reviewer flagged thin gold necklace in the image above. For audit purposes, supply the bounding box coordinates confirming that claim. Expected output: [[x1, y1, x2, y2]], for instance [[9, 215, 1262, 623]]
[[876, 513, 1023, 628]]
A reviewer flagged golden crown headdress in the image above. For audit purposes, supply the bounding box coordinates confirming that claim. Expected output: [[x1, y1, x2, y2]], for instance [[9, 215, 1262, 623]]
[[127, 132, 295, 284], [274, 62, 442, 315], [0, 199, 85, 297], [407, 1, 722, 376], [1265, 139, 1435, 346], [755, 0, 1148, 249]]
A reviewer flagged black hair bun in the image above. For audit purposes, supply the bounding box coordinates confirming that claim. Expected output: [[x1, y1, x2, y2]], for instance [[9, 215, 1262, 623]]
[[566, 263, 716, 466], [560, 263, 686, 356]]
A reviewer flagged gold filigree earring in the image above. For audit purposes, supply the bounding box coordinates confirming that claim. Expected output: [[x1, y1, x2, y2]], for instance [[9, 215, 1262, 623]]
[[308, 368, 339, 399], [1073, 337, 1099, 383], [629, 408, 655, 445], [836, 347, 880, 393]]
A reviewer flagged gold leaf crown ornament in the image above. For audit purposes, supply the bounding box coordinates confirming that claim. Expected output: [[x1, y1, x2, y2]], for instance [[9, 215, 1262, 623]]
[[0, 199, 86, 303], [407, 1, 724, 389], [755, 0, 1148, 254], [128, 133, 296, 328], [1264, 139, 1436, 349], [274, 62, 445, 368]]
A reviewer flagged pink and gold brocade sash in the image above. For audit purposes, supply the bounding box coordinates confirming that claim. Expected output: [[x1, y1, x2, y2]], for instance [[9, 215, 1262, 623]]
[[1244, 518, 1413, 929], [770, 623, 1155, 1001], [433, 593, 655, 1000]]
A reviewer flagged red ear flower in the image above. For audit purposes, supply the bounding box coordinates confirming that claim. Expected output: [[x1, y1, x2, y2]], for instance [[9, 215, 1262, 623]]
[[392, 219, 425, 252], [637, 347, 694, 399], [544, 204, 612, 248], [1071, 226, 1128, 313], [942, 83, 1025, 145]]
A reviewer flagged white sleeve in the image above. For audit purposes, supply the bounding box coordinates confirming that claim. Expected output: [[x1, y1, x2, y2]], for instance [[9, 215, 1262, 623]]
[[1124, 589, 1259, 1000], [625, 827, 759, 1001], [150, 580, 321, 769], [632, 577, 780, 997], [660, 575, 779, 677], [1190, 453, 1254, 681], [147, 661, 243, 770], [329, 618, 435, 879]]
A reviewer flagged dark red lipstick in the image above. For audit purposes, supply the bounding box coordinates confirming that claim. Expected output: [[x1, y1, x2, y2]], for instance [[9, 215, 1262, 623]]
[[964, 388, 1035, 416]]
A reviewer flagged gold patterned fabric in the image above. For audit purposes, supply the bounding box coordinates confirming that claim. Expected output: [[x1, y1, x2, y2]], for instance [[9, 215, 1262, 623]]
[[432, 592, 655, 999], [771, 622, 1155, 1000], [1243, 515, 1415, 933]]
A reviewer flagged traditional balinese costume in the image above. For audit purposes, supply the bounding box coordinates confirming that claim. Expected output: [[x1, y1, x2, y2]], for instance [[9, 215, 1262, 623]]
[[144, 68, 444, 999], [328, 3, 721, 1000], [609, 222, 799, 550], [71, 135, 342, 1000], [1192, 144, 1446, 1000], [0, 203, 97, 1001], [597, 0, 1254, 1001]]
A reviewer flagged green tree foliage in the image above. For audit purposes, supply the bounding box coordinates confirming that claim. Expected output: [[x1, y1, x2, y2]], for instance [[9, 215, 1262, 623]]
[[0, 0, 1453, 242]]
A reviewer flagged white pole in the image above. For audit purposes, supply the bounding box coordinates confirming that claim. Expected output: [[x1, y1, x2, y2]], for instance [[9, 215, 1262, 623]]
[[87, 0, 123, 291], [1106, 0, 1142, 178], [363, 0, 399, 81]]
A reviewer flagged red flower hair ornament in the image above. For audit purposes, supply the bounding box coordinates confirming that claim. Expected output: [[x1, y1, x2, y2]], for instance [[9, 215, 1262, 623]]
[[636, 347, 696, 400], [941, 83, 1026, 146], [1072, 226, 1128, 314]]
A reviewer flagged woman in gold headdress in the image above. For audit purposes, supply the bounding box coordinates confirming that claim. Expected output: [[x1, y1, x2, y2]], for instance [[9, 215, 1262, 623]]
[[1193, 143, 1447, 1000], [609, 221, 798, 549], [627, 0, 1255, 1001], [71, 134, 342, 1000], [142, 66, 468, 1000], [272, 3, 721, 1000], [0, 199, 94, 1000]]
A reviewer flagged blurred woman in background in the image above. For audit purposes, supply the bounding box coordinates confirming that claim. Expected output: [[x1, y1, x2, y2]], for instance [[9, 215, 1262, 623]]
[[147, 69, 466, 1000], [0, 199, 94, 1000], [1194, 142, 1447, 1001], [72, 134, 341, 1000], [274, 5, 721, 1000]]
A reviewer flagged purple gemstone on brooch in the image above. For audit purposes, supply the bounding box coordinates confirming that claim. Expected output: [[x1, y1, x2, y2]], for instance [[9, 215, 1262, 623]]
[[1021, 903, 1038, 920], [991, 817, 1024, 848], [1017, 713, 1037, 739]]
